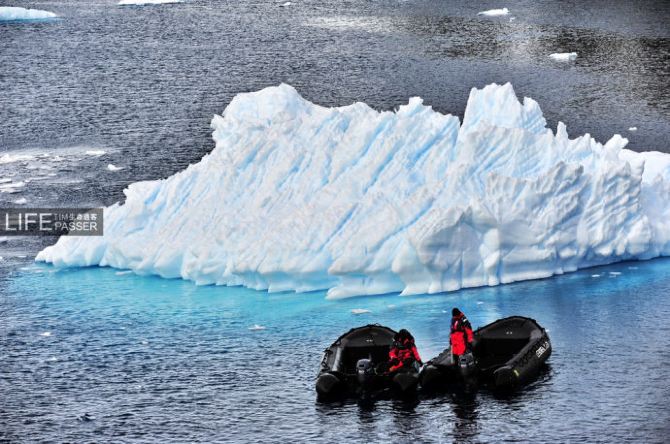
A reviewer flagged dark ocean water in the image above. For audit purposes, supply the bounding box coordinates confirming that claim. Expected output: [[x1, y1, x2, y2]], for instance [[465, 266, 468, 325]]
[[2, 260, 670, 443], [1, 0, 670, 442]]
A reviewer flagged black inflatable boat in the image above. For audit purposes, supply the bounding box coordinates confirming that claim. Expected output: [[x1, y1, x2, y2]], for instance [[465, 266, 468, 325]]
[[316, 325, 420, 399], [421, 316, 551, 391]]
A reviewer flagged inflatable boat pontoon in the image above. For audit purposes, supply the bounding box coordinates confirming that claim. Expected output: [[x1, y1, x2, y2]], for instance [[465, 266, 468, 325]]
[[316, 325, 420, 399], [421, 316, 551, 391]]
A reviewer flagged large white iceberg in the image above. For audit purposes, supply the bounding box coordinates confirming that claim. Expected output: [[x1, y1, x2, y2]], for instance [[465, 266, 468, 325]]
[[37, 83, 670, 298], [0, 6, 58, 21]]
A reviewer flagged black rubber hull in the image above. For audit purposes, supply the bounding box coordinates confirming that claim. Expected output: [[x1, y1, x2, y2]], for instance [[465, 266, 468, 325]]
[[490, 334, 551, 389], [316, 324, 419, 400], [420, 316, 551, 391]]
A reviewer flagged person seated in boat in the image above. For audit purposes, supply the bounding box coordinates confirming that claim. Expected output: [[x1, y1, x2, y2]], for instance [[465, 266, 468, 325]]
[[450, 308, 474, 363], [388, 329, 422, 373]]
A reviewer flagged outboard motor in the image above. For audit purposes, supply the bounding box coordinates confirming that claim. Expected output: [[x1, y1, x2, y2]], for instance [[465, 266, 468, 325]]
[[356, 358, 375, 388], [458, 351, 476, 378]]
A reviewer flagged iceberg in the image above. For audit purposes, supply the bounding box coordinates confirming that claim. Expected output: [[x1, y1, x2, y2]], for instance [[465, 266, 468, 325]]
[[0, 6, 58, 21], [107, 164, 124, 172], [36, 83, 670, 298], [478, 8, 510, 17], [118, 0, 182, 5], [549, 52, 578, 62]]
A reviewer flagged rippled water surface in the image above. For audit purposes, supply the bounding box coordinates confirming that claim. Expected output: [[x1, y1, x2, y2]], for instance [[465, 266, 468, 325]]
[[1, 0, 670, 442], [2, 259, 670, 442]]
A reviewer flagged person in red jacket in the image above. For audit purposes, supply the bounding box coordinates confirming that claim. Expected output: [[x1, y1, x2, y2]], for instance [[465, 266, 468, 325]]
[[450, 308, 474, 362], [388, 329, 422, 373]]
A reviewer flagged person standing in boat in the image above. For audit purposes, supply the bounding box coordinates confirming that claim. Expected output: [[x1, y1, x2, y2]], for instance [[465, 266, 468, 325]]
[[450, 308, 474, 362], [388, 329, 422, 373]]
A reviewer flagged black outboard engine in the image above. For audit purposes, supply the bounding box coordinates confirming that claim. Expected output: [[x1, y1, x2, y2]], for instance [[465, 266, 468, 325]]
[[356, 358, 375, 388], [458, 351, 476, 378]]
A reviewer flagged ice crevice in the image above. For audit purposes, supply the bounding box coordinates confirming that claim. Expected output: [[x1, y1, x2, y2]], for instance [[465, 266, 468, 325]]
[[36, 83, 670, 298]]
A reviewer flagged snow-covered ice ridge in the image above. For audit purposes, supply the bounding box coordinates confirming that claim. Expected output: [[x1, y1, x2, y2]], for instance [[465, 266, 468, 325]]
[[37, 83, 670, 298], [0, 7, 58, 21]]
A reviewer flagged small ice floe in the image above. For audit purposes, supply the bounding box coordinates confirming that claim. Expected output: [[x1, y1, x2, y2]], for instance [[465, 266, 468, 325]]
[[248, 324, 266, 331], [549, 52, 578, 62], [85, 149, 106, 156], [0, 178, 12, 184], [107, 164, 124, 172], [591, 274, 600, 278], [141, 340, 149, 345], [628, 266, 638, 270], [477, 301, 485, 305], [609, 271, 622, 276], [40, 331, 52, 337], [0, 181, 25, 193], [478, 8, 510, 17], [13, 197, 27, 205], [509, 17, 516, 22], [387, 304, 396, 309], [0, 237, 7, 244], [0, 154, 34, 164], [115, 270, 133, 276], [279, 1, 292, 6], [628, 127, 637, 132], [0, 7, 58, 22], [50, 155, 65, 162], [118, 0, 182, 5], [351, 308, 371, 315]]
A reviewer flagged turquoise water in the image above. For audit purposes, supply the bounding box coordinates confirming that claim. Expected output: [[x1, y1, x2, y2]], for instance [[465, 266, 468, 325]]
[[2, 258, 669, 442]]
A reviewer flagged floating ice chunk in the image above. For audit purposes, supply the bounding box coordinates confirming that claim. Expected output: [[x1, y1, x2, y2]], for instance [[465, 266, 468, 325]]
[[628, 266, 638, 270], [248, 324, 266, 331], [13, 197, 27, 205], [351, 309, 371, 315], [0, 178, 12, 184], [36, 83, 670, 298], [107, 164, 124, 172], [279, 1, 292, 6], [115, 270, 133, 276], [118, 0, 182, 5], [591, 274, 600, 277], [549, 52, 578, 61], [0, 154, 34, 164], [40, 331, 52, 337], [0, 181, 25, 193], [609, 272, 622, 276], [85, 150, 106, 156], [476, 301, 484, 305], [628, 127, 637, 132], [0, 7, 58, 21], [478, 8, 509, 16]]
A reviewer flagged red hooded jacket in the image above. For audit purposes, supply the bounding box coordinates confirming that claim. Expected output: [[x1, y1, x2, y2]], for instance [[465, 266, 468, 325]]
[[389, 338, 422, 372], [450, 313, 474, 356]]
